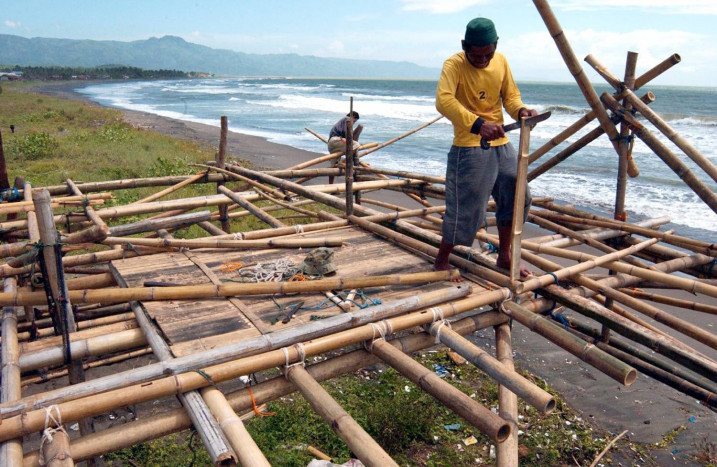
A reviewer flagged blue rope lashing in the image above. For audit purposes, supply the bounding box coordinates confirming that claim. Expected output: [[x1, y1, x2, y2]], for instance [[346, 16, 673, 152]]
[[547, 271, 559, 285], [550, 310, 572, 329], [708, 258, 716, 276]]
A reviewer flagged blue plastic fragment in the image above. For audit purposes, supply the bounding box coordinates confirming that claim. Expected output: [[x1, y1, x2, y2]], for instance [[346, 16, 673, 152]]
[[433, 364, 449, 378], [444, 423, 462, 431]]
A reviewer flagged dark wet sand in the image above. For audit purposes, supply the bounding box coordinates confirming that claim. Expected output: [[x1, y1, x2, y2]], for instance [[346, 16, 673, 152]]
[[24, 81, 717, 465]]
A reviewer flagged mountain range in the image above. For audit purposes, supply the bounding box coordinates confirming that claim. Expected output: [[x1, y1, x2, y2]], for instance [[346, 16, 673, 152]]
[[0, 34, 440, 79]]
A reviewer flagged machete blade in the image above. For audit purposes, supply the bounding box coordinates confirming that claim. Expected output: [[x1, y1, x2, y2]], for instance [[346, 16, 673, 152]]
[[502, 111, 552, 133]]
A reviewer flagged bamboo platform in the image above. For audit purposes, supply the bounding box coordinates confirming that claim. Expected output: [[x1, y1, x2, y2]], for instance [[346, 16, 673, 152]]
[[111, 225, 462, 356], [1, 2, 717, 466]]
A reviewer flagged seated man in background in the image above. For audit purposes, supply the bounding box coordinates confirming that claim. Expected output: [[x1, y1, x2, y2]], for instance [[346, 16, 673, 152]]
[[327, 111, 363, 183]]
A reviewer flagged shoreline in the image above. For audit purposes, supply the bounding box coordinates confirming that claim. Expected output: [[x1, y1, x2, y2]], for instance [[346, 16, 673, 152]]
[[24, 80, 323, 171], [22, 80, 717, 465]]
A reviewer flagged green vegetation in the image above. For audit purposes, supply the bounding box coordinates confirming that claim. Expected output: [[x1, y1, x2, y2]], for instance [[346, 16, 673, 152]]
[[1, 65, 198, 80], [1, 82, 675, 466]]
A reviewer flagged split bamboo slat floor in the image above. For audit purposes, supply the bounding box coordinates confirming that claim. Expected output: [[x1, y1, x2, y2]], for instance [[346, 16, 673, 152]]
[[111, 226, 467, 356]]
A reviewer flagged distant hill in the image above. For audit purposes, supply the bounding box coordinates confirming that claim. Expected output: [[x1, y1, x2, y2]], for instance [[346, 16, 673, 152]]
[[0, 34, 440, 79]]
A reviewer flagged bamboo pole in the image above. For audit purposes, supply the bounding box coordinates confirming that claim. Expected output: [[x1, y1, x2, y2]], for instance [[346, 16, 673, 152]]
[[0, 288, 507, 442], [517, 242, 717, 349], [108, 210, 212, 237], [586, 54, 717, 184], [509, 117, 531, 282], [614, 51, 638, 220], [501, 301, 637, 385], [429, 322, 555, 413], [601, 92, 717, 215], [369, 338, 511, 443], [21, 312, 507, 466], [533, 0, 639, 176], [25, 174, 223, 197], [353, 166, 445, 185], [527, 92, 654, 181], [526, 212, 655, 270], [201, 386, 270, 466], [286, 364, 399, 466], [132, 171, 208, 205], [21, 348, 152, 386], [305, 126, 328, 143], [217, 116, 230, 233], [357, 115, 443, 158], [537, 284, 717, 380], [527, 52, 678, 166], [533, 209, 716, 257], [563, 314, 717, 396], [286, 142, 377, 171], [0, 277, 22, 466], [218, 185, 286, 228], [0, 193, 111, 215], [495, 322, 519, 467], [618, 288, 717, 315], [1, 285, 470, 421], [102, 235, 344, 251], [19, 328, 147, 372]]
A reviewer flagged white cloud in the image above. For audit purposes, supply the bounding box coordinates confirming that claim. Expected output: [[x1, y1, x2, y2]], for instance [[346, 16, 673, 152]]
[[553, 0, 717, 15], [4, 20, 21, 28], [398, 0, 490, 14]]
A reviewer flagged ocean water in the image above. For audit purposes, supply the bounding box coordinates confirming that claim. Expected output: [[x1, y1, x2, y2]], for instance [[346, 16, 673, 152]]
[[77, 78, 717, 242]]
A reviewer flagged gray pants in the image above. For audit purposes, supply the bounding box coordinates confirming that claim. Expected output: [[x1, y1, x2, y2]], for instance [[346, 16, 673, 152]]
[[442, 144, 531, 246]]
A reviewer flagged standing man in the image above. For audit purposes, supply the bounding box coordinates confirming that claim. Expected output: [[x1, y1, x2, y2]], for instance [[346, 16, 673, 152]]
[[434, 17, 536, 276], [327, 111, 363, 184]]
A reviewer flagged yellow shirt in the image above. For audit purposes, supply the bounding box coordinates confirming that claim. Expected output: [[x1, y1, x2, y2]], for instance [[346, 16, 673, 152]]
[[436, 51, 525, 147]]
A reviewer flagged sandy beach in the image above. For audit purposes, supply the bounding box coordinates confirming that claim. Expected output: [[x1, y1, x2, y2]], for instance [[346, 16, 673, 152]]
[[24, 81, 717, 465]]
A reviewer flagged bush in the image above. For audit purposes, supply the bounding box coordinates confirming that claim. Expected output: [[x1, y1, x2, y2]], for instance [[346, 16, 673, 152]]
[[12, 132, 59, 159]]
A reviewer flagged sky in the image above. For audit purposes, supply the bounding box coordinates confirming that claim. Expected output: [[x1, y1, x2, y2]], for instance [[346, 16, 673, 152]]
[[2, 0, 717, 87]]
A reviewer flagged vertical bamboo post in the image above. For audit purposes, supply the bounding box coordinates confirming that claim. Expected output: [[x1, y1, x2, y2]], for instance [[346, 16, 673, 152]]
[[510, 118, 531, 283], [0, 277, 22, 466], [40, 428, 74, 466], [495, 322, 519, 467], [345, 98, 355, 216], [532, 0, 639, 177], [614, 51, 638, 222], [201, 386, 271, 467], [285, 364, 400, 467], [217, 116, 230, 233], [33, 189, 98, 456]]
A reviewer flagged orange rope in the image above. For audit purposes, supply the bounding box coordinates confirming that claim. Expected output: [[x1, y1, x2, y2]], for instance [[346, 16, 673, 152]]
[[220, 261, 243, 272], [289, 272, 307, 281], [246, 386, 275, 417]]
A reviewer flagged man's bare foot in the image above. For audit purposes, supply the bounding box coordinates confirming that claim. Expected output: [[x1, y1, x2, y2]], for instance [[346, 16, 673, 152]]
[[496, 257, 533, 278], [434, 260, 463, 282]]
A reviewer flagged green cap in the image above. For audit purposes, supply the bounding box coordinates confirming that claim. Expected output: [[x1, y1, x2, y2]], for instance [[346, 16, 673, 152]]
[[465, 17, 498, 47]]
